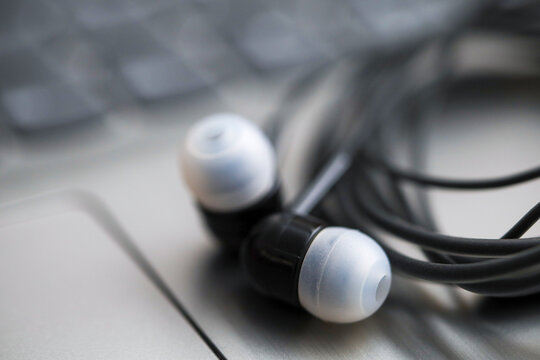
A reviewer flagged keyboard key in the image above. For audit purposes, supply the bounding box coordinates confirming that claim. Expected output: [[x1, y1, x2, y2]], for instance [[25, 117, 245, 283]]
[[234, 10, 328, 70], [119, 54, 207, 101], [290, 0, 370, 54], [200, 0, 329, 70], [0, 50, 56, 88], [0, 49, 103, 131], [148, 9, 245, 82], [65, 0, 178, 30], [39, 30, 131, 108], [346, 0, 466, 49], [197, 0, 257, 30], [1, 82, 102, 131], [0, 0, 65, 54], [93, 23, 207, 101]]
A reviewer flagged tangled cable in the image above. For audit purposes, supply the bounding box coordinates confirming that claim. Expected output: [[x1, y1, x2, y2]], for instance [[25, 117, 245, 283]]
[[271, 1, 540, 298]]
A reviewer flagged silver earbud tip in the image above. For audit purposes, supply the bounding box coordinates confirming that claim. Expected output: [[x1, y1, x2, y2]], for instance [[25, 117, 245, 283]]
[[180, 113, 277, 212], [298, 227, 391, 323]]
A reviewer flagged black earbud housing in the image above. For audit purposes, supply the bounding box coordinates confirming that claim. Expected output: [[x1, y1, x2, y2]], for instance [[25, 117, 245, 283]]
[[242, 212, 392, 323], [199, 182, 282, 251], [241, 213, 326, 305]]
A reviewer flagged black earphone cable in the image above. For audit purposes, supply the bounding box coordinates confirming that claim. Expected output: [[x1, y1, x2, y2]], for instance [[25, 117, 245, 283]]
[[301, 45, 539, 297], [352, 172, 540, 256], [275, 2, 540, 297], [362, 154, 540, 190]]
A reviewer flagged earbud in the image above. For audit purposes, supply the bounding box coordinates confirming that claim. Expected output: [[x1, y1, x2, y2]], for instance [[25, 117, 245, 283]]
[[241, 213, 391, 323], [180, 113, 282, 250], [181, 114, 391, 323]]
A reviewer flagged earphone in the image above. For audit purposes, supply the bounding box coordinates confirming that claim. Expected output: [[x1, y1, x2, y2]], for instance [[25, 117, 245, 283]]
[[179, 2, 540, 323], [180, 114, 282, 251], [180, 114, 391, 323]]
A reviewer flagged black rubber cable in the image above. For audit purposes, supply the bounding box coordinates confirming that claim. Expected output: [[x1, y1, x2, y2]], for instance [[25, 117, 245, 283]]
[[281, 8, 540, 296], [371, 98, 540, 296], [363, 155, 540, 190]]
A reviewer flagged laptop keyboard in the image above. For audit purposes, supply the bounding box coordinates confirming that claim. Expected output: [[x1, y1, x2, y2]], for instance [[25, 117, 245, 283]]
[[0, 0, 476, 132]]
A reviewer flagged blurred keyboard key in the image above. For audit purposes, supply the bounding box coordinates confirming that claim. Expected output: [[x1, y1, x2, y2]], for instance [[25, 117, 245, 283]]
[[0, 50, 56, 88], [346, 0, 460, 49], [0, 49, 103, 131], [92, 23, 159, 63], [93, 23, 207, 101], [71, 0, 138, 30], [1, 82, 102, 131], [235, 10, 328, 70], [200, 0, 329, 69], [120, 54, 207, 101], [40, 30, 131, 108], [291, 0, 369, 54], [148, 9, 245, 82], [65, 0, 177, 30], [0, 0, 65, 54], [197, 0, 257, 30]]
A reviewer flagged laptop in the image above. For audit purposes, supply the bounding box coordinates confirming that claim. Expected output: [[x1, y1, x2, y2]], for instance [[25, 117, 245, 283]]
[[2, 0, 540, 358]]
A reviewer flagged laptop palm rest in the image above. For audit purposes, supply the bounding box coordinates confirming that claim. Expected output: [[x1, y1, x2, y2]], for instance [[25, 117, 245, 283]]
[[0, 192, 214, 359]]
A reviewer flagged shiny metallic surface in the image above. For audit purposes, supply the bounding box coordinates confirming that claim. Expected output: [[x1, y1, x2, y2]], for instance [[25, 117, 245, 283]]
[[0, 194, 215, 360]]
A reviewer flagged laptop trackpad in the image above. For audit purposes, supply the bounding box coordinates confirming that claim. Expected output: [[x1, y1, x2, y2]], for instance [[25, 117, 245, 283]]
[[0, 194, 213, 359]]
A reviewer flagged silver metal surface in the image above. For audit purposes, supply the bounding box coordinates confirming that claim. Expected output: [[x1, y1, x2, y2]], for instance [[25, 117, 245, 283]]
[[0, 193, 214, 360]]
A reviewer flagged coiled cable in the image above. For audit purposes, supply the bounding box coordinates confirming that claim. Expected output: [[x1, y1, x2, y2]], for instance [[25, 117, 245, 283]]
[[285, 2, 540, 297]]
